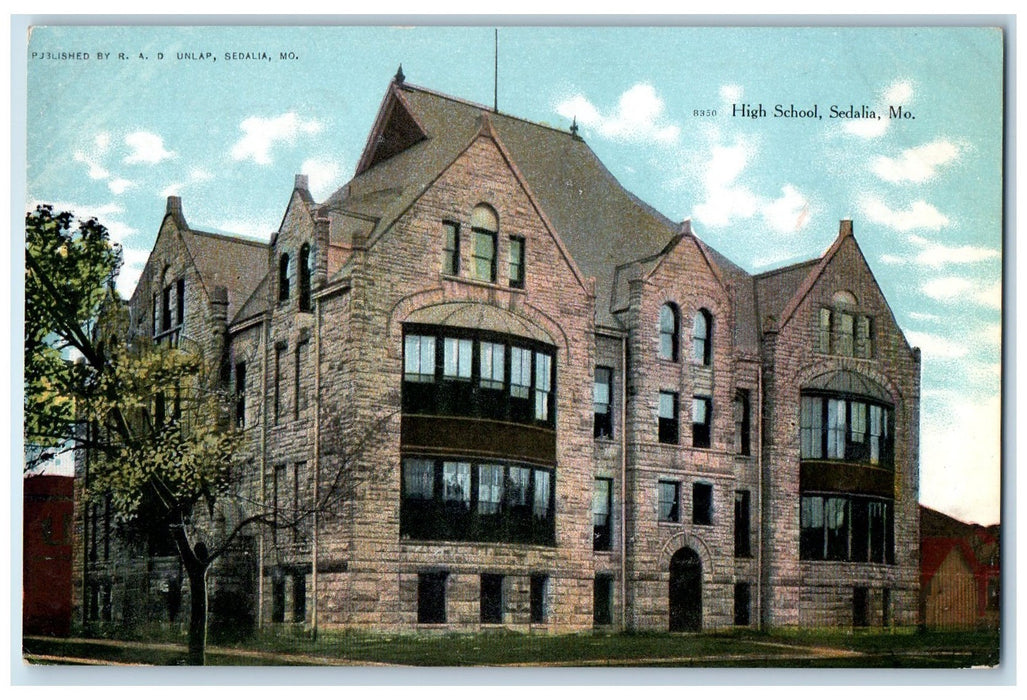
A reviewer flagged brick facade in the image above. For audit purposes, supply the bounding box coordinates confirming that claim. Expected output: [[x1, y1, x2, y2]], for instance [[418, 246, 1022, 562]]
[[74, 77, 920, 635]]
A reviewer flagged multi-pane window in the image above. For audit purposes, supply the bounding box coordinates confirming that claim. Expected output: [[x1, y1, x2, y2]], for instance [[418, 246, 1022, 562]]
[[800, 394, 894, 467], [818, 308, 832, 353], [404, 334, 436, 383], [658, 480, 680, 522], [442, 221, 460, 275], [510, 346, 532, 399], [734, 490, 751, 557], [692, 309, 712, 365], [800, 493, 894, 563], [692, 483, 713, 525], [658, 391, 679, 444], [534, 352, 552, 421], [856, 316, 873, 359], [470, 205, 499, 283], [734, 389, 751, 456], [480, 342, 505, 389], [593, 477, 612, 551], [836, 311, 854, 356], [593, 367, 613, 439], [509, 236, 525, 288], [443, 337, 473, 380], [818, 303, 874, 359], [659, 304, 679, 361], [401, 458, 555, 545], [692, 396, 712, 448]]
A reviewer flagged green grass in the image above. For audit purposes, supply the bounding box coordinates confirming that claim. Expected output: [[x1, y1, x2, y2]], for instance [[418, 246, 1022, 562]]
[[23, 627, 1000, 668]]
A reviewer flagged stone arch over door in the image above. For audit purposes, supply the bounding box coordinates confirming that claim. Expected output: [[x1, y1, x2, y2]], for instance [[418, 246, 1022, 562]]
[[669, 547, 702, 632]]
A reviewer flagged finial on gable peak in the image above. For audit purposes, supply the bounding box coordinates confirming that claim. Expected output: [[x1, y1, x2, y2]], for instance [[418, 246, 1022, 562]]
[[570, 116, 579, 137], [680, 219, 693, 236], [840, 219, 853, 238], [394, 64, 405, 84], [295, 174, 309, 192]]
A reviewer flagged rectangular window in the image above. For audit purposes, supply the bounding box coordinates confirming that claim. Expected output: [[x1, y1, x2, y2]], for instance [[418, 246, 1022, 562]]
[[819, 308, 832, 353], [826, 398, 846, 459], [658, 391, 679, 444], [836, 311, 855, 356], [825, 496, 849, 560], [152, 293, 159, 336], [532, 469, 552, 520], [692, 396, 712, 448], [594, 367, 613, 438], [442, 221, 460, 275], [693, 482, 713, 525], [507, 466, 531, 510], [271, 576, 285, 623], [734, 582, 751, 626], [176, 278, 185, 326], [418, 572, 447, 624], [853, 586, 869, 627], [443, 337, 472, 380], [292, 573, 306, 623], [272, 463, 285, 535], [478, 464, 503, 515], [593, 477, 612, 551], [734, 389, 751, 456], [442, 461, 471, 509], [734, 490, 751, 557], [882, 588, 892, 627], [480, 341, 505, 390], [235, 361, 246, 428], [800, 395, 823, 459], [480, 574, 503, 624], [869, 405, 884, 465], [404, 334, 436, 382], [403, 458, 434, 500], [530, 574, 548, 623], [593, 574, 613, 626], [509, 236, 525, 288], [274, 345, 284, 423], [295, 339, 309, 418], [510, 346, 531, 398], [292, 461, 304, 541], [534, 352, 552, 421], [472, 229, 497, 282], [162, 285, 172, 332], [800, 495, 825, 559], [658, 480, 679, 522]]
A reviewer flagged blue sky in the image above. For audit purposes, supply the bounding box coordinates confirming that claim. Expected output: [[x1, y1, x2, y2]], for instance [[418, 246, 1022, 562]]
[[24, 25, 1003, 524]]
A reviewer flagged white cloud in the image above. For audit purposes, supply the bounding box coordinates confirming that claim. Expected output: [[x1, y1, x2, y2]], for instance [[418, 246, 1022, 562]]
[[880, 254, 905, 265], [555, 84, 680, 145], [211, 217, 274, 241], [693, 139, 759, 226], [904, 330, 968, 359], [123, 131, 175, 164], [908, 311, 941, 322], [301, 157, 342, 199], [108, 178, 133, 195], [842, 79, 914, 139], [871, 140, 960, 184], [231, 112, 324, 165], [761, 184, 811, 233], [73, 150, 110, 180], [921, 275, 1001, 309], [719, 84, 743, 103], [884, 80, 914, 105], [975, 279, 1002, 309], [160, 167, 215, 198], [859, 197, 950, 231], [842, 116, 889, 139], [910, 239, 999, 267], [920, 391, 1000, 525]]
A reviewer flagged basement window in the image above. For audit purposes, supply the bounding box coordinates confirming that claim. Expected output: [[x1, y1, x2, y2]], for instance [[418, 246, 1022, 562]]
[[418, 572, 448, 624]]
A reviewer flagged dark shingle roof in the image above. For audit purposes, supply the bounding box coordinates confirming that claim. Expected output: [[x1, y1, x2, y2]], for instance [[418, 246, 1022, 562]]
[[180, 228, 269, 322]]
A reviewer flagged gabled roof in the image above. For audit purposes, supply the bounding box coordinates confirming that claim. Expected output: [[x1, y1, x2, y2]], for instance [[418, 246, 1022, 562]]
[[921, 537, 976, 584], [321, 80, 679, 328], [180, 227, 269, 322]]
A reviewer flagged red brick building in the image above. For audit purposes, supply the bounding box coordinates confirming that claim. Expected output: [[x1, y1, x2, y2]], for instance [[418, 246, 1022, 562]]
[[76, 74, 921, 633], [24, 475, 73, 637]]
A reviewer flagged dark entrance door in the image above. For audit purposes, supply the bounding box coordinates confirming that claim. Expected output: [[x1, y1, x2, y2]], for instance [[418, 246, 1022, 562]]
[[669, 547, 702, 631]]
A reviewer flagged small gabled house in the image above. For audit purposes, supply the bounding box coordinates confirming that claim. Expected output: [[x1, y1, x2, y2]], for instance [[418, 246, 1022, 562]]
[[75, 72, 921, 634]]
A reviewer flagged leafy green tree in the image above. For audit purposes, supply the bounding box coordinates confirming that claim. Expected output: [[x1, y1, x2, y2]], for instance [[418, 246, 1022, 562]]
[[25, 205, 240, 664]]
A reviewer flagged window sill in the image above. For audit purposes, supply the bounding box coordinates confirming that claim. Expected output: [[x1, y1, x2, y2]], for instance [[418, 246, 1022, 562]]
[[440, 273, 526, 294]]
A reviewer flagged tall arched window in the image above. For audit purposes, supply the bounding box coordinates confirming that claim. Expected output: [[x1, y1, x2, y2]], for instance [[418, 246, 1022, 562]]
[[278, 253, 290, 302], [298, 243, 311, 312], [470, 204, 499, 283], [692, 309, 712, 365], [659, 303, 679, 361]]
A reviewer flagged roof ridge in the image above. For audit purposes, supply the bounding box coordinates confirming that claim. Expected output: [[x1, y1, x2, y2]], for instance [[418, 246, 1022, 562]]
[[753, 256, 821, 279], [187, 227, 270, 248]]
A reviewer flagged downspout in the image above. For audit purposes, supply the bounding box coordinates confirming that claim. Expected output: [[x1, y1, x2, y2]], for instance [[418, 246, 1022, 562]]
[[620, 334, 628, 631], [756, 364, 764, 630], [311, 296, 321, 639], [257, 314, 269, 628]]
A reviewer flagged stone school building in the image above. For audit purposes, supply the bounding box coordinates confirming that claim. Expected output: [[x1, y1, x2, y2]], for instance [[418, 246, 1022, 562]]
[[74, 73, 921, 633]]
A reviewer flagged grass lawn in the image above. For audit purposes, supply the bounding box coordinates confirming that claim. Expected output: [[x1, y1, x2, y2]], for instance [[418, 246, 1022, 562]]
[[23, 628, 1000, 668]]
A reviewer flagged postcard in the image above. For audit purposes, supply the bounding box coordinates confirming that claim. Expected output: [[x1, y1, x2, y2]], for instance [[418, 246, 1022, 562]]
[[20, 23, 1004, 672]]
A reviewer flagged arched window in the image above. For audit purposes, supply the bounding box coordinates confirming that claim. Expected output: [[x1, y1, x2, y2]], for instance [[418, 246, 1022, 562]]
[[659, 303, 679, 361], [470, 204, 499, 283], [278, 253, 290, 302], [298, 243, 311, 312], [692, 309, 712, 365]]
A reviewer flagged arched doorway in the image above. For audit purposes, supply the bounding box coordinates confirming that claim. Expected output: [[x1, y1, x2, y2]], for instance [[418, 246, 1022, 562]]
[[669, 547, 702, 632]]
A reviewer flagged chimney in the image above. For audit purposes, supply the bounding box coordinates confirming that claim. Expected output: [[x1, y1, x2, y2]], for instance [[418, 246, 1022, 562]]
[[165, 195, 188, 229], [295, 174, 309, 193], [840, 219, 853, 238]]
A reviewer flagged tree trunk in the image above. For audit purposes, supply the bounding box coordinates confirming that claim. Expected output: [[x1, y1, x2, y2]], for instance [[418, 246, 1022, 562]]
[[185, 559, 209, 665]]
